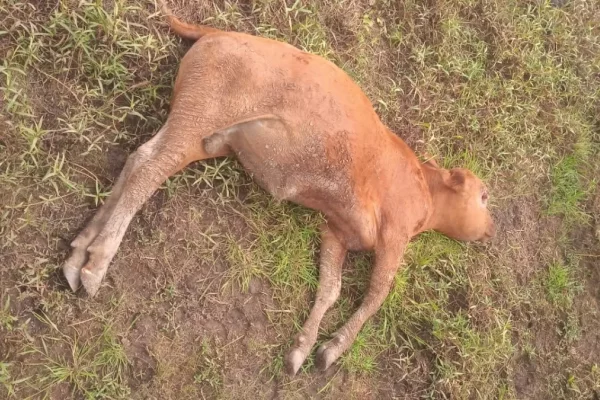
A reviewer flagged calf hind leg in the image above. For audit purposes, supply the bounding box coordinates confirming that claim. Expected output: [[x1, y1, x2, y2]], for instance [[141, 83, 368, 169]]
[[65, 123, 218, 296], [67, 114, 284, 295], [63, 131, 162, 291]]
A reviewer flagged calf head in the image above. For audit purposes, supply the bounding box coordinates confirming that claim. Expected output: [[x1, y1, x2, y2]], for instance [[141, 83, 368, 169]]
[[425, 162, 496, 242]]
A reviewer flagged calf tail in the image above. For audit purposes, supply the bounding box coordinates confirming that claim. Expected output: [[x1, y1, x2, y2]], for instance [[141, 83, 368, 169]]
[[159, 0, 221, 41]]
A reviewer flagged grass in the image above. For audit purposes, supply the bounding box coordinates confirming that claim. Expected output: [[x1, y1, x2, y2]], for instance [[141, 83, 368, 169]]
[[193, 339, 223, 395], [19, 314, 130, 398], [0, 297, 18, 331], [545, 260, 579, 310], [0, 0, 599, 399], [547, 151, 595, 225]]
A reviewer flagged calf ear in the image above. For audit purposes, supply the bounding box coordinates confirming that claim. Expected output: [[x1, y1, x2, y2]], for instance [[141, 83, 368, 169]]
[[446, 168, 466, 190], [422, 153, 439, 168]]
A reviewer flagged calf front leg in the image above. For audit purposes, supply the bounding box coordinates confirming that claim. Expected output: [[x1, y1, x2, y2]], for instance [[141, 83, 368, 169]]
[[315, 236, 407, 371], [284, 224, 346, 376]]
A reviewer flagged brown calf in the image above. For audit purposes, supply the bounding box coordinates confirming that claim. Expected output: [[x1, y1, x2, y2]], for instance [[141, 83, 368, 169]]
[[62, 3, 496, 375]]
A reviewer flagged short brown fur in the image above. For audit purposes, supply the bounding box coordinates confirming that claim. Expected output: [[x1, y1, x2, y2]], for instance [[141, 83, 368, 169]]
[[62, 2, 496, 374]]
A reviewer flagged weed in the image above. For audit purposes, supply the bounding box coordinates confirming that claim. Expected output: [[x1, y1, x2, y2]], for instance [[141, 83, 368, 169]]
[[193, 340, 222, 393], [545, 261, 579, 310], [0, 362, 15, 396], [223, 234, 267, 293], [22, 316, 130, 398], [341, 322, 385, 374], [0, 297, 18, 331], [547, 153, 594, 225]]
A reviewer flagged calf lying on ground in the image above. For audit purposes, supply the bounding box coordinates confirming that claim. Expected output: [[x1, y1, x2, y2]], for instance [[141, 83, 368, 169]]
[[62, 2, 496, 375]]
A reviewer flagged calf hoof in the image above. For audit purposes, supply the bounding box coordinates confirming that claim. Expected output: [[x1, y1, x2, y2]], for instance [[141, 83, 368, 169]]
[[63, 264, 81, 292], [315, 346, 337, 371], [315, 341, 341, 371], [62, 249, 88, 291], [80, 265, 104, 297], [284, 348, 308, 376]]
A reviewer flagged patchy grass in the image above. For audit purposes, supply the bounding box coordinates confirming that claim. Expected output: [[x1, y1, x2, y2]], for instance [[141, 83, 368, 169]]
[[547, 152, 595, 225], [1, 0, 599, 399], [545, 260, 579, 310], [9, 311, 131, 398], [0, 297, 18, 331], [193, 339, 223, 396]]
